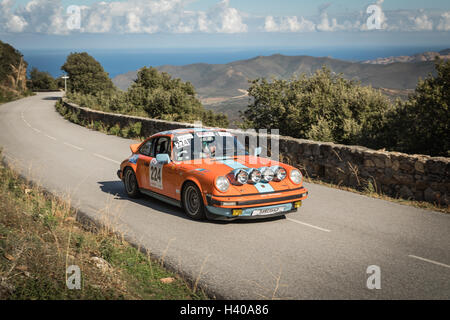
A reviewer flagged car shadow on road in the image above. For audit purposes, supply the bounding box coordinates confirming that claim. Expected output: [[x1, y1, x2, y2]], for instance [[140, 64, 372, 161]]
[[97, 180, 286, 225], [98, 180, 191, 222], [42, 96, 60, 101]]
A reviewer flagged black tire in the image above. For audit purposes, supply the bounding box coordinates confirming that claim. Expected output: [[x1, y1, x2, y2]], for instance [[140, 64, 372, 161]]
[[124, 168, 141, 198], [182, 182, 206, 220]]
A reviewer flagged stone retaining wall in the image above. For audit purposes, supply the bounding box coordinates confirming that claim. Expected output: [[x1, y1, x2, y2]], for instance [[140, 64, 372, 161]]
[[61, 100, 449, 206]]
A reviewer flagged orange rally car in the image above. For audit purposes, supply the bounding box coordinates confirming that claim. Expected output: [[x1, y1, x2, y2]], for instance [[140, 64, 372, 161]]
[[117, 128, 308, 221]]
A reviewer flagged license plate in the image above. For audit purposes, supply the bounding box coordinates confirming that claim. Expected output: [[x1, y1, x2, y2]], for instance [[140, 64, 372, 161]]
[[252, 206, 285, 216]]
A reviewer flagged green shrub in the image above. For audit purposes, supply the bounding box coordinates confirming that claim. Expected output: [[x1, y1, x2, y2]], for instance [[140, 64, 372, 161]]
[[61, 52, 115, 95], [380, 60, 450, 157], [130, 122, 142, 137], [241, 67, 392, 146], [120, 126, 130, 138], [108, 124, 121, 136], [30, 68, 57, 90], [65, 65, 229, 128]]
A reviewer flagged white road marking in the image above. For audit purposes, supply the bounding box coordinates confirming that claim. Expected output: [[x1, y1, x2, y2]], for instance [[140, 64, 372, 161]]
[[287, 218, 331, 233], [45, 134, 57, 141], [32, 128, 41, 133], [64, 142, 83, 151], [408, 255, 450, 269], [93, 153, 121, 165], [24, 120, 32, 128]]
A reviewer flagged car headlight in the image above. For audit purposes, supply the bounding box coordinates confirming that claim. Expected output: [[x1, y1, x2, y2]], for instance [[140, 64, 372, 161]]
[[215, 176, 230, 192], [249, 169, 262, 184], [272, 166, 287, 181], [235, 169, 249, 185], [260, 167, 274, 182], [289, 169, 303, 185]]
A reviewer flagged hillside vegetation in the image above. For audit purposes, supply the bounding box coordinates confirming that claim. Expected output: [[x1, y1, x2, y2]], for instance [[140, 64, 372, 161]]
[[241, 61, 449, 157], [64, 53, 228, 127], [0, 154, 207, 300], [29, 68, 59, 91], [0, 40, 30, 103]]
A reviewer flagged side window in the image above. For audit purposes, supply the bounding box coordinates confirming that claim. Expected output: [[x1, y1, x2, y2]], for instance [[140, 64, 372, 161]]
[[154, 137, 171, 156], [139, 139, 153, 156]]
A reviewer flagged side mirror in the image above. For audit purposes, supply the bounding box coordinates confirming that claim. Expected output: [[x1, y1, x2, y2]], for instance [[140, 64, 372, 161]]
[[156, 153, 171, 164], [254, 147, 262, 157]]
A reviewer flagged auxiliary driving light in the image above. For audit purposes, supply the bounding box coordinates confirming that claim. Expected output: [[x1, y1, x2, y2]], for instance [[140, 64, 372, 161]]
[[235, 169, 249, 185], [272, 166, 287, 181], [260, 167, 274, 182], [249, 169, 262, 184]]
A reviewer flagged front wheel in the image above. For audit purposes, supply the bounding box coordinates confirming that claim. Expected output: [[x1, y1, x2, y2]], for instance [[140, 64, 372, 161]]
[[182, 182, 206, 220], [124, 168, 141, 198]]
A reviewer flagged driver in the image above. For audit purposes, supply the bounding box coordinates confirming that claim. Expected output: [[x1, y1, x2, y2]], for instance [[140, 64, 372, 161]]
[[201, 140, 216, 157]]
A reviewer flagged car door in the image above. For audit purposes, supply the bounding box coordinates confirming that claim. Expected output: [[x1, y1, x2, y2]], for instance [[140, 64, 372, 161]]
[[150, 136, 178, 199], [135, 138, 154, 189]]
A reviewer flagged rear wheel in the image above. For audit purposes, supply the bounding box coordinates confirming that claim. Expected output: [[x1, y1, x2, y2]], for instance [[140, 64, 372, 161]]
[[182, 182, 206, 220], [124, 168, 141, 198]]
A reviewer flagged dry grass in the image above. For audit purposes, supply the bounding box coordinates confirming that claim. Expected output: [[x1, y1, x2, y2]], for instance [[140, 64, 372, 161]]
[[0, 158, 208, 300]]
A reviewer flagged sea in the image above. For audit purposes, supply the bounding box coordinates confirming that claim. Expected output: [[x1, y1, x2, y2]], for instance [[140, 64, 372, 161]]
[[21, 46, 447, 79]]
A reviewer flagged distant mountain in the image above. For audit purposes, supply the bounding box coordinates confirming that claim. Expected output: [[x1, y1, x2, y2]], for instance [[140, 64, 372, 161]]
[[361, 49, 450, 65], [113, 54, 436, 98], [112, 53, 438, 125]]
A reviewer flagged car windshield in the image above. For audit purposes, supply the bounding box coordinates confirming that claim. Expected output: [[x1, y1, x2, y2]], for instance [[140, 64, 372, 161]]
[[173, 131, 247, 161]]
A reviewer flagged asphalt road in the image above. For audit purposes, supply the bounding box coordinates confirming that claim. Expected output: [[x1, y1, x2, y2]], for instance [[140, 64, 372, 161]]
[[0, 92, 449, 299]]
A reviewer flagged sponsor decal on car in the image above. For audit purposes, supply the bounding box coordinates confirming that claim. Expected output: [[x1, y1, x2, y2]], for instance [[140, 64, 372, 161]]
[[175, 133, 194, 141], [129, 154, 139, 164], [150, 158, 163, 189], [196, 131, 215, 137], [217, 131, 233, 137]]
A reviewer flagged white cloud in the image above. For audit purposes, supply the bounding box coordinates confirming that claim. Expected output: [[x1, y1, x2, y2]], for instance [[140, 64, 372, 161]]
[[0, 0, 248, 34], [16, 0, 68, 34], [264, 15, 315, 32], [264, 16, 278, 32], [0, 0, 28, 32], [0, 0, 449, 35], [437, 12, 450, 31], [410, 12, 433, 31]]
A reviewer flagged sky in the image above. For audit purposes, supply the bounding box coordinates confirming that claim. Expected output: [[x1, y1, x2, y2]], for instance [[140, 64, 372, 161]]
[[1, 0, 450, 50]]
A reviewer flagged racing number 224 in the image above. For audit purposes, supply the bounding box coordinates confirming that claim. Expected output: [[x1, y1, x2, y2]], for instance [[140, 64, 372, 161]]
[[150, 166, 162, 183]]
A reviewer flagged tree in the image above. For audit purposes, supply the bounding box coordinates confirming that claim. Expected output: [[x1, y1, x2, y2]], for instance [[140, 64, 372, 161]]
[[61, 52, 115, 94], [0, 40, 29, 102], [384, 59, 450, 156], [126, 67, 228, 127], [30, 68, 57, 90], [241, 67, 392, 146]]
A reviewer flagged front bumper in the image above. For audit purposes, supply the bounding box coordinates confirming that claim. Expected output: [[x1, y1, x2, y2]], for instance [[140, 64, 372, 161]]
[[205, 201, 302, 221], [204, 187, 307, 220], [206, 188, 308, 207]]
